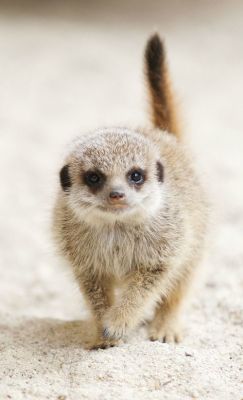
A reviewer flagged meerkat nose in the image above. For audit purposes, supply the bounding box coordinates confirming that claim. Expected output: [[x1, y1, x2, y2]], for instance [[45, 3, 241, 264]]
[[109, 191, 125, 201]]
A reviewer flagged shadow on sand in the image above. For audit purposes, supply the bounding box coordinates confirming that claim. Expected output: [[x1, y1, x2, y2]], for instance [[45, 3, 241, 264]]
[[1, 317, 96, 351]]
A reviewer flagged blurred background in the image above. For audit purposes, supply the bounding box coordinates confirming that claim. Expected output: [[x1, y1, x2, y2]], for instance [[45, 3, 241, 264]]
[[0, 1, 242, 398]]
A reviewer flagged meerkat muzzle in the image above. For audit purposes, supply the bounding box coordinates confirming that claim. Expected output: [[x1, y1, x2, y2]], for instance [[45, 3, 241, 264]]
[[107, 191, 128, 208], [109, 191, 125, 200]]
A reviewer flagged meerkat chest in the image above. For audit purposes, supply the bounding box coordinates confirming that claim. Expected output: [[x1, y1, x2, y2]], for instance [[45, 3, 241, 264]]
[[73, 223, 164, 277], [85, 227, 135, 276]]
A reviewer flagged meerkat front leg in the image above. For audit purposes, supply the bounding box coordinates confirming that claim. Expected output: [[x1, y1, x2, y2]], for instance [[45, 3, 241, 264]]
[[103, 267, 165, 340], [78, 273, 119, 349], [148, 280, 189, 343], [148, 295, 183, 344]]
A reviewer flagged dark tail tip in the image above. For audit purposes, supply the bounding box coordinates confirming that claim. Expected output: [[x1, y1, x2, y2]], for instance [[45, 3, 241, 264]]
[[144, 34, 180, 137], [145, 33, 165, 87]]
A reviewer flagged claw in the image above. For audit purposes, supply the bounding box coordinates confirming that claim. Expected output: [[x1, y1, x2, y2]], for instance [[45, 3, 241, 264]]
[[102, 327, 112, 339], [102, 327, 123, 340]]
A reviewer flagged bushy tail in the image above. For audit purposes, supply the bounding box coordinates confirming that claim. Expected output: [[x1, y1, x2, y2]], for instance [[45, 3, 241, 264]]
[[145, 34, 180, 138]]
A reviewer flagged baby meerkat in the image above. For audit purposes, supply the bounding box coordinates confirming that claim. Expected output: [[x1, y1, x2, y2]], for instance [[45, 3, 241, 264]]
[[53, 34, 208, 349]]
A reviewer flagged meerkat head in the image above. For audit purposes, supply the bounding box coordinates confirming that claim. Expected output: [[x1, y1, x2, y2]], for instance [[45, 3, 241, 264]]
[[59, 127, 164, 225]]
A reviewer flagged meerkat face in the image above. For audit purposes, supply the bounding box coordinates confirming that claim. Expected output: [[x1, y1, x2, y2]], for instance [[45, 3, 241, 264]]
[[59, 128, 164, 225]]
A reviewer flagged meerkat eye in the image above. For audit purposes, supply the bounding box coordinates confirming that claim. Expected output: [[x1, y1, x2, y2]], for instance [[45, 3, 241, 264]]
[[83, 170, 106, 189], [127, 169, 146, 185], [87, 173, 100, 184], [131, 171, 143, 183]]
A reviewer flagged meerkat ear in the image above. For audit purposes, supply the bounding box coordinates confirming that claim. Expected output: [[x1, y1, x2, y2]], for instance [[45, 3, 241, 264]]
[[60, 165, 72, 192], [156, 161, 164, 182]]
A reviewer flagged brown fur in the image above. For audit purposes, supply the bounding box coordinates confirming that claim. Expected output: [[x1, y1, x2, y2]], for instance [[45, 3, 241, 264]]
[[145, 34, 180, 138], [52, 35, 208, 349]]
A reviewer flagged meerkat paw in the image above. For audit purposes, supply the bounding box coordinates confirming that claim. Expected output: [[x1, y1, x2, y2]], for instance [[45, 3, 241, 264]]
[[84, 337, 121, 350], [149, 321, 183, 344], [103, 306, 134, 340]]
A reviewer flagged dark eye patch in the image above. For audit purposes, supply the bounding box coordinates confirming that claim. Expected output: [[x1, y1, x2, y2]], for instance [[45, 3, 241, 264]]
[[156, 161, 164, 182], [83, 169, 106, 192], [127, 168, 146, 188], [60, 164, 72, 192]]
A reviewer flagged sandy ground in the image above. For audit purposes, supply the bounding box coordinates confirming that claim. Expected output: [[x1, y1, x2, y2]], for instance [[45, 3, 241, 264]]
[[0, 1, 242, 399]]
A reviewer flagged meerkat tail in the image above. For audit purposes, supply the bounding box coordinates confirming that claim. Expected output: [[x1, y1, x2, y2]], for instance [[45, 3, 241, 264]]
[[145, 33, 180, 138]]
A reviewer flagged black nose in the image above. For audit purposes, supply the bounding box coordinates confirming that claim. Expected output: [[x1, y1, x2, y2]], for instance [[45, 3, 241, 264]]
[[109, 191, 125, 200]]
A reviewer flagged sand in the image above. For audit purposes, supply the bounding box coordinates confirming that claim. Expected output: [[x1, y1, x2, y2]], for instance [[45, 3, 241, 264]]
[[0, 1, 242, 399]]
